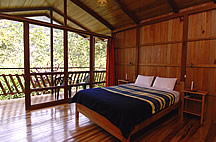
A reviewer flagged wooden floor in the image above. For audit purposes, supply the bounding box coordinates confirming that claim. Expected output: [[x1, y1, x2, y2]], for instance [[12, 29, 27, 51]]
[[0, 99, 216, 142]]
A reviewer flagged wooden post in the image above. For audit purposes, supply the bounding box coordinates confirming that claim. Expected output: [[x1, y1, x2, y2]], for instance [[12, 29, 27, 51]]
[[24, 22, 31, 110], [50, 10, 54, 95], [181, 15, 188, 81], [90, 35, 95, 88], [135, 26, 140, 79], [64, 0, 68, 99]]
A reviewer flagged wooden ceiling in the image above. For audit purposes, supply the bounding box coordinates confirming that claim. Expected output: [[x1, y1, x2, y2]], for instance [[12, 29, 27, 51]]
[[0, 0, 213, 36]]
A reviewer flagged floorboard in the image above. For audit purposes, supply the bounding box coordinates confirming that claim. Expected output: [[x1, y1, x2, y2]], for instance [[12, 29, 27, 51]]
[[0, 99, 215, 142]]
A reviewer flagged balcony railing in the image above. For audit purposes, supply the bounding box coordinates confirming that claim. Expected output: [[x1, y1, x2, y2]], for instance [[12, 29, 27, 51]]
[[0, 69, 106, 96]]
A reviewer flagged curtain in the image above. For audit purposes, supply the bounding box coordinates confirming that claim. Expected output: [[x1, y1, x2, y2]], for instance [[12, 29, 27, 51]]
[[106, 38, 115, 86]]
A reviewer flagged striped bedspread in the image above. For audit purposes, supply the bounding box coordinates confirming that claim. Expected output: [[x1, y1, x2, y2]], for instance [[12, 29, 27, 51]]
[[102, 84, 175, 114]]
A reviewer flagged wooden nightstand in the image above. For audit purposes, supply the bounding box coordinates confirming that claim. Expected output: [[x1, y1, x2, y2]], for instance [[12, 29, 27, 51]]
[[180, 90, 208, 125], [117, 80, 133, 85]]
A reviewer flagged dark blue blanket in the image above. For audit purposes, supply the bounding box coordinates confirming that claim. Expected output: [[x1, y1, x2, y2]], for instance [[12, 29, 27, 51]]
[[69, 85, 175, 138]]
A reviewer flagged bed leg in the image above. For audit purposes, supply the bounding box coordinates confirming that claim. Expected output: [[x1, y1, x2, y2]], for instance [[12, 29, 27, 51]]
[[75, 103, 79, 120]]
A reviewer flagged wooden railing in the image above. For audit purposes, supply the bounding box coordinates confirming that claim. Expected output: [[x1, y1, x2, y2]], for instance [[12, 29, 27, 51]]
[[0, 70, 106, 96], [0, 74, 25, 95]]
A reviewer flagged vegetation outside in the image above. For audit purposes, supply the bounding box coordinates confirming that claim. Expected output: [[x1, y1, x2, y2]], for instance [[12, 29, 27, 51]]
[[0, 18, 107, 100]]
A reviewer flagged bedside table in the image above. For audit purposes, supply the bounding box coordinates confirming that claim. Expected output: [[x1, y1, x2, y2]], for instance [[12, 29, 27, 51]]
[[180, 90, 208, 125], [118, 80, 133, 85]]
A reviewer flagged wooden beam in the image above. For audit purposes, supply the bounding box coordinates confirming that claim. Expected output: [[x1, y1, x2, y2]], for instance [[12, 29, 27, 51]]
[[90, 35, 95, 88], [0, 12, 112, 38], [0, 6, 93, 36], [64, 0, 67, 26], [51, 8, 96, 38], [114, 2, 216, 34], [10, 13, 48, 17], [24, 22, 31, 110], [70, 0, 114, 30], [0, 6, 52, 13], [181, 15, 188, 81], [45, 14, 64, 25], [45, 13, 88, 38], [52, 8, 89, 32], [50, 10, 54, 94], [135, 27, 140, 77], [64, 0, 69, 99], [9, 12, 64, 26], [114, 0, 139, 24], [167, 0, 180, 13]]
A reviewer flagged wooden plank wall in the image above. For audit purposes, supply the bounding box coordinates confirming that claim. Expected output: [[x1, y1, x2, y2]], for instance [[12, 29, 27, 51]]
[[113, 5, 216, 121]]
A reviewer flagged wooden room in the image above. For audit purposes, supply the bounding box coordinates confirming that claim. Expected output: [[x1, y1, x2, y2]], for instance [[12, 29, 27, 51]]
[[0, 0, 216, 142]]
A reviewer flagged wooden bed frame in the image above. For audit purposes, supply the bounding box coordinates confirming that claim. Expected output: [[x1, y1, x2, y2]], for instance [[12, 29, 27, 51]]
[[75, 82, 184, 142]]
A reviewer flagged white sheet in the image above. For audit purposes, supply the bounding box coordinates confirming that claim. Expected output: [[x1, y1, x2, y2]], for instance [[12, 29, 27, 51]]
[[128, 83, 180, 103]]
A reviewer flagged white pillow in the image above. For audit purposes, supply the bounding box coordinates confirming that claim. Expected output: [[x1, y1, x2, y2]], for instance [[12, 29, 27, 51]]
[[152, 77, 177, 90], [135, 75, 154, 87]]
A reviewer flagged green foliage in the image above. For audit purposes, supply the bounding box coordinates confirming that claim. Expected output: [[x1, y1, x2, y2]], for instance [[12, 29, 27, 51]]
[[0, 19, 107, 100], [0, 93, 25, 100]]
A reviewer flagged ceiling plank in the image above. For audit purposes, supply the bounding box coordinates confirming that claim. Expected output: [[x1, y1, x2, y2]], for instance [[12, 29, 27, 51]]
[[167, 0, 180, 13], [114, 0, 139, 24], [70, 0, 114, 30]]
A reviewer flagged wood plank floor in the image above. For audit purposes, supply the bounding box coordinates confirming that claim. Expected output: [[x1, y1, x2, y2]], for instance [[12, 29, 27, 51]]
[[0, 101, 216, 142]]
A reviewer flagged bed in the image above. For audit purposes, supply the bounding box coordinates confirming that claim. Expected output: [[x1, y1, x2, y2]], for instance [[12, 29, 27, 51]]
[[70, 80, 184, 142]]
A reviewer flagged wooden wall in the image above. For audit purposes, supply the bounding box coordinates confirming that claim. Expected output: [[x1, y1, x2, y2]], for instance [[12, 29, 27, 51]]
[[113, 3, 216, 121]]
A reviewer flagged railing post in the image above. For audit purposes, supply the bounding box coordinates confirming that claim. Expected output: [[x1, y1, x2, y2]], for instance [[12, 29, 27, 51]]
[[24, 22, 31, 110], [90, 35, 95, 88]]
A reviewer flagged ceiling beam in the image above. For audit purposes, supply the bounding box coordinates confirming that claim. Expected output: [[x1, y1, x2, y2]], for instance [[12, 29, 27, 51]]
[[0, 7, 52, 13], [7, 12, 64, 26], [51, 8, 106, 40], [51, 7, 91, 32], [9, 13, 49, 18], [46, 12, 88, 38], [114, 0, 139, 24], [167, 0, 180, 13], [0, 12, 111, 38], [0, 6, 94, 35], [70, 0, 114, 30]]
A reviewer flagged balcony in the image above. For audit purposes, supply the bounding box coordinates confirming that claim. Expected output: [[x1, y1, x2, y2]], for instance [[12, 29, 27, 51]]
[[0, 67, 106, 104]]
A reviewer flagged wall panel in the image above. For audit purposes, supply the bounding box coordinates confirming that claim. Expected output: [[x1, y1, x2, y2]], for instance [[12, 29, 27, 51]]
[[114, 28, 136, 82], [114, 4, 216, 121], [115, 65, 135, 81], [188, 10, 216, 40], [139, 43, 182, 65], [140, 18, 183, 45], [186, 40, 216, 95], [115, 48, 136, 65]]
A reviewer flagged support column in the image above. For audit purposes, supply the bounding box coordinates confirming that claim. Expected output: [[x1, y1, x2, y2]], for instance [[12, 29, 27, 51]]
[[135, 26, 140, 78], [90, 35, 95, 88], [24, 22, 31, 110], [181, 15, 188, 81], [50, 10, 54, 95], [64, 0, 68, 99]]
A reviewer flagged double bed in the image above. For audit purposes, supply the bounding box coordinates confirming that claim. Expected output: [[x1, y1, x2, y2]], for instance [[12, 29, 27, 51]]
[[70, 77, 184, 142]]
